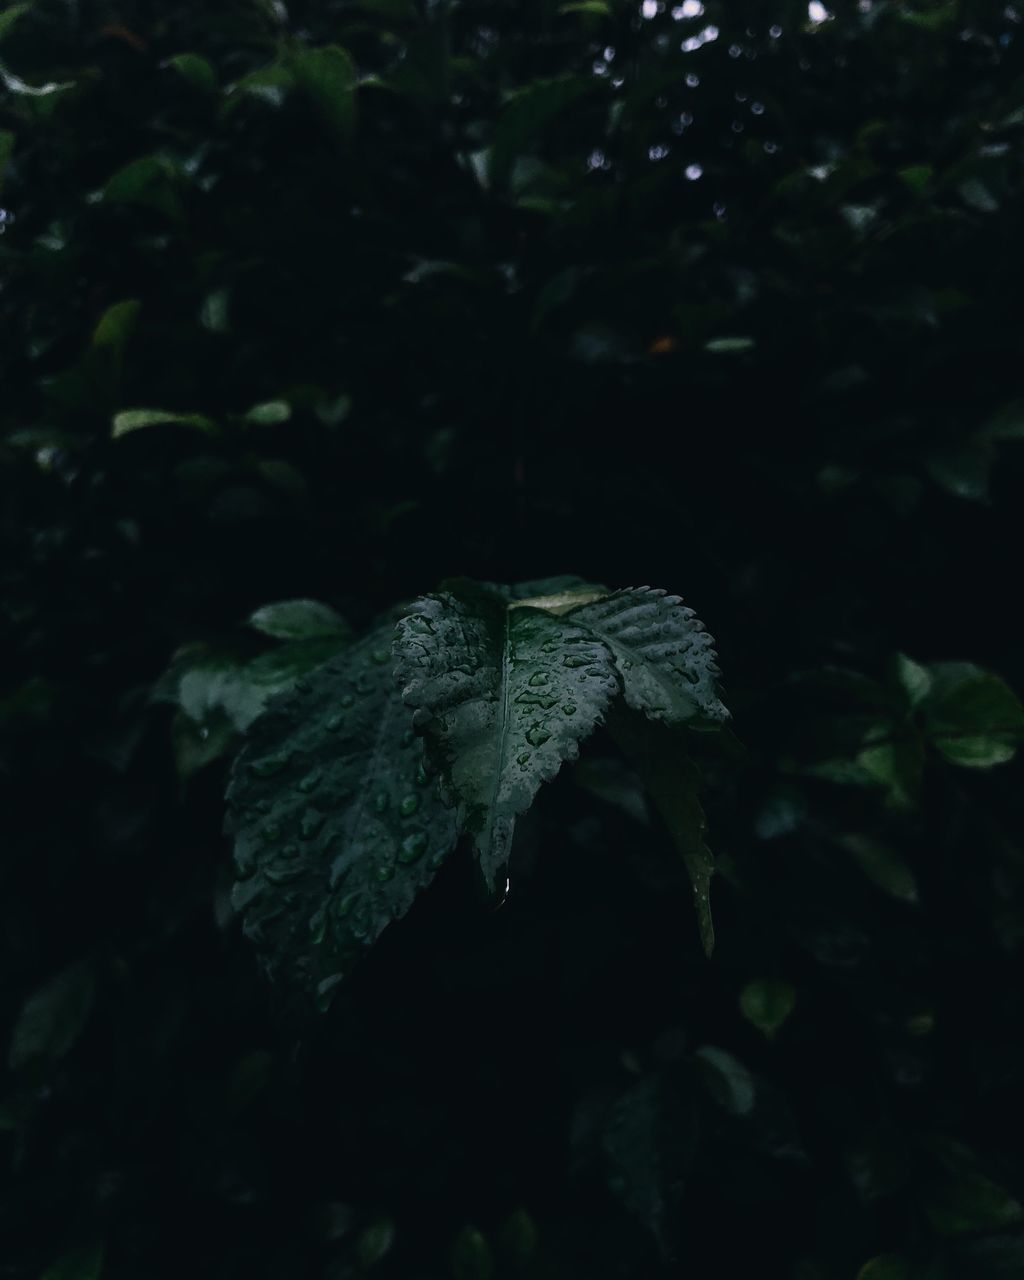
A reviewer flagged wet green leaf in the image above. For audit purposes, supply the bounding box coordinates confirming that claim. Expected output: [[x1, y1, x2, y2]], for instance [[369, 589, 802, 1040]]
[[565, 587, 728, 726], [395, 583, 621, 888], [226, 623, 459, 1001]]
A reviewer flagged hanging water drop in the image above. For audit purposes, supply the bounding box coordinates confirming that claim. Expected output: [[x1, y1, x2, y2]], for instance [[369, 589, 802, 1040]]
[[399, 831, 428, 863]]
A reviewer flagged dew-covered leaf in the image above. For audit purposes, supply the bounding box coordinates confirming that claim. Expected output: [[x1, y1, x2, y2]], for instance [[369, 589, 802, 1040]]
[[225, 623, 458, 1003], [566, 587, 728, 726], [394, 584, 621, 888]]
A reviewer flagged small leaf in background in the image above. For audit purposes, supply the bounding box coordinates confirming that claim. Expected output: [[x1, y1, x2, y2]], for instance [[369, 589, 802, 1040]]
[[247, 599, 350, 641], [608, 708, 715, 955], [288, 45, 357, 140], [314, 391, 352, 427], [40, 1243, 104, 1280], [845, 1124, 911, 1202], [922, 1137, 1023, 1235], [739, 979, 796, 1039], [898, 164, 933, 192], [837, 834, 918, 904], [856, 1257, 910, 1280], [893, 653, 932, 708], [922, 664, 1024, 767], [488, 76, 591, 185], [0, 3, 31, 42], [9, 960, 96, 1071], [924, 441, 993, 502], [225, 61, 293, 110], [92, 299, 141, 380], [240, 399, 291, 426], [704, 336, 756, 354], [112, 408, 216, 438], [958, 177, 999, 213], [601, 1074, 695, 1257], [199, 288, 230, 333], [450, 1225, 494, 1280], [102, 155, 184, 220], [496, 1209, 538, 1272], [856, 733, 924, 810], [356, 1216, 396, 1267], [695, 1045, 756, 1116], [984, 399, 1024, 442], [164, 52, 217, 92]]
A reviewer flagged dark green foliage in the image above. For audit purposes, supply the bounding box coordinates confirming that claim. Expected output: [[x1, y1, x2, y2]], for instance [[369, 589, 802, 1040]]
[[225, 579, 725, 993], [4, 0, 1024, 1277]]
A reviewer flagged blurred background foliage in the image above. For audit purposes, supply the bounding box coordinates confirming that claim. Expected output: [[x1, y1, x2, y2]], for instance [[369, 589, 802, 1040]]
[[3, 0, 1024, 1276]]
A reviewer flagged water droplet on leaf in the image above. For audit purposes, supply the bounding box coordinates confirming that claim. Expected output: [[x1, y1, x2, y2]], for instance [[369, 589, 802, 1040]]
[[251, 752, 290, 777], [399, 831, 428, 863]]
